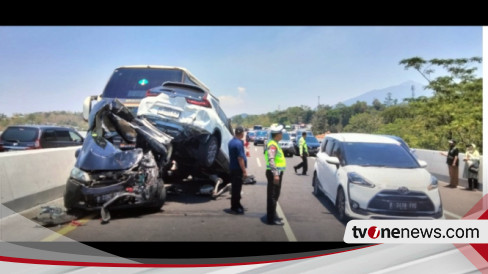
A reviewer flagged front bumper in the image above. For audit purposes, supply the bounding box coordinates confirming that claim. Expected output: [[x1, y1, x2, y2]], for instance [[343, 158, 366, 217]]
[[64, 178, 158, 211], [347, 187, 444, 219]]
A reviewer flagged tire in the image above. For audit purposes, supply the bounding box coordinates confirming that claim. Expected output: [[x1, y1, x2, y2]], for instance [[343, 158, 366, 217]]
[[336, 188, 347, 222], [151, 180, 166, 210], [198, 135, 219, 167], [313, 172, 322, 196]]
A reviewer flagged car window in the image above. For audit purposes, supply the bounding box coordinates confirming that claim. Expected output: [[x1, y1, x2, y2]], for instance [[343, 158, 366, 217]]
[[211, 98, 229, 128], [69, 131, 83, 142], [305, 136, 318, 143], [55, 130, 71, 141], [331, 142, 342, 162], [102, 68, 184, 99], [42, 130, 56, 142], [1, 127, 38, 142], [281, 132, 291, 141], [325, 139, 334, 155], [343, 142, 419, 168], [321, 139, 328, 152]]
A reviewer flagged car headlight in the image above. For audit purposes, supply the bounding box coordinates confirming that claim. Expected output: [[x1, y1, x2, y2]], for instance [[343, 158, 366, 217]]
[[428, 175, 438, 190], [70, 167, 91, 183], [347, 172, 375, 188]]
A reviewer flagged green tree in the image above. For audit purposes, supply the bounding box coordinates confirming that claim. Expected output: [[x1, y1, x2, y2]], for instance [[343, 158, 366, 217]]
[[344, 112, 384, 133]]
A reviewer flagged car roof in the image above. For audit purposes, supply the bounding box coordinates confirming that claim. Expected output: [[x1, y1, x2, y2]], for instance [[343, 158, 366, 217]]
[[116, 65, 210, 93], [325, 133, 400, 144], [5, 125, 76, 130]]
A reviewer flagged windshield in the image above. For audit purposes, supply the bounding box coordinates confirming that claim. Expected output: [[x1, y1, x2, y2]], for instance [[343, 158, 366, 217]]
[[248, 132, 255, 137], [102, 68, 184, 99], [281, 132, 291, 141], [343, 142, 419, 168], [1, 127, 38, 142], [257, 131, 267, 137], [305, 136, 318, 143]]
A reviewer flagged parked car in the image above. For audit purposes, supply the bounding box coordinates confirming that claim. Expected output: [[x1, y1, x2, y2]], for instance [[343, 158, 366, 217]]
[[246, 131, 256, 142], [290, 131, 297, 142], [313, 133, 443, 221], [137, 81, 234, 181], [82, 65, 209, 118], [254, 130, 268, 146], [264, 131, 294, 157], [253, 125, 263, 131], [0, 125, 84, 152], [293, 131, 320, 156]]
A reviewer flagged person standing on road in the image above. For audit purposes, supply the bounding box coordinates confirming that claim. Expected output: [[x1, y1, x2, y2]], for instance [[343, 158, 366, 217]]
[[264, 125, 286, 225], [463, 143, 480, 190], [440, 139, 459, 188], [294, 132, 309, 175], [228, 126, 247, 214]]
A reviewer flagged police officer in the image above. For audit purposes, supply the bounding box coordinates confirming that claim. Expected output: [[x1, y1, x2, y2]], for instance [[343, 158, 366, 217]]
[[294, 132, 308, 175], [264, 125, 286, 225]]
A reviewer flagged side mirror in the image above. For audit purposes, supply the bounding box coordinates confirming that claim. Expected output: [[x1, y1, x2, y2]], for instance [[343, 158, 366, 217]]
[[83, 95, 99, 121], [418, 160, 428, 168], [326, 156, 340, 166]]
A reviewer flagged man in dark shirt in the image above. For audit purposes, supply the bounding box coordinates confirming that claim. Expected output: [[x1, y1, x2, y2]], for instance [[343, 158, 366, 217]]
[[228, 126, 247, 214], [441, 139, 459, 188]]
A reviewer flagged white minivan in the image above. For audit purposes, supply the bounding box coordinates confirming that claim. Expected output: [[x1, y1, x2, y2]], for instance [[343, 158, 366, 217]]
[[313, 133, 443, 220]]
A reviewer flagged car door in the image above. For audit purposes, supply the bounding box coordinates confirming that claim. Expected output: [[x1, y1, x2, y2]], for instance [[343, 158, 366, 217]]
[[315, 138, 329, 191], [54, 129, 76, 147], [322, 139, 340, 202], [40, 129, 57, 148]]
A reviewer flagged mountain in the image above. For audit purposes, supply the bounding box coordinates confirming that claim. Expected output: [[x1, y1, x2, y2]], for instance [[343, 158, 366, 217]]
[[341, 80, 433, 106]]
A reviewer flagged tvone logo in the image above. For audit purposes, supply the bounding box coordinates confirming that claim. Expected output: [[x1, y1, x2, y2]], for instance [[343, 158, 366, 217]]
[[368, 226, 380, 239]]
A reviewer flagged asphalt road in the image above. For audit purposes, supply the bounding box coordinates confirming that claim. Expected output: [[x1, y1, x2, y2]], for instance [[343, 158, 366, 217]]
[[4, 143, 482, 242]]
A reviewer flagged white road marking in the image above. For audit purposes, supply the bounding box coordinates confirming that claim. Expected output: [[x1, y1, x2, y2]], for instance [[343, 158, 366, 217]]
[[254, 147, 257, 152], [276, 203, 297, 242], [444, 210, 462, 220], [256, 158, 262, 167]]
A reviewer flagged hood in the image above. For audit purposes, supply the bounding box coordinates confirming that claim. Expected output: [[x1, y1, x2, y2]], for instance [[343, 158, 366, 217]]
[[345, 166, 432, 191], [75, 134, 143, 171]]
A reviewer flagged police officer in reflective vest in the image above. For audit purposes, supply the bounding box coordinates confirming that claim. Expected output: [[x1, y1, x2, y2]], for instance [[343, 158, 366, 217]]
[[294, 132, 308, 175], [264, 125, 286, 225]]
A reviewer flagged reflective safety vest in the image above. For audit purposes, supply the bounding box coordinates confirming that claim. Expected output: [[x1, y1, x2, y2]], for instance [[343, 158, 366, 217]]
[[299, 136, 308, 155], [265, 140, 286, 171]]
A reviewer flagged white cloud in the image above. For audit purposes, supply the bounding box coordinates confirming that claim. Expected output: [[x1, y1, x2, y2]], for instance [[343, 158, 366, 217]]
[[218, 87, 247, 115]]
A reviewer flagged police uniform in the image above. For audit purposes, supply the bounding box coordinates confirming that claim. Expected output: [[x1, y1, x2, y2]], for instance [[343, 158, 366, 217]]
[[264, 125, 286, 225], [294, 134, 308, 175]]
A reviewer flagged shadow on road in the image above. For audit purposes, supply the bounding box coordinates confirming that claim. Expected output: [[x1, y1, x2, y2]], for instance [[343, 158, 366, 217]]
[[313, 192, 349, 226]]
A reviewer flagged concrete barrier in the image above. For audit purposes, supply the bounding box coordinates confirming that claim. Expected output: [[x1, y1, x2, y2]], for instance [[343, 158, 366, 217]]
[[0, 147, 79, 214], [415, 149, 483, 190]]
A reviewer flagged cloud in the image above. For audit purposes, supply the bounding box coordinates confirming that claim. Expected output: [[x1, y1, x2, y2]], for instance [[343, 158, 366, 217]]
[[218, 87, 247, 114]]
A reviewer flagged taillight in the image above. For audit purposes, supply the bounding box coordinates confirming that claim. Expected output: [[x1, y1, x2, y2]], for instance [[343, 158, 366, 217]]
[[35, 139, 41, 149], [145, 90, 159, 97], [186, 94, 211, 108]]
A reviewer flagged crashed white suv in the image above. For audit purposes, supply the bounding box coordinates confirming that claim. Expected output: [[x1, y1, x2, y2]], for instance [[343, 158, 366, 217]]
[[138, 82, 234, 181]]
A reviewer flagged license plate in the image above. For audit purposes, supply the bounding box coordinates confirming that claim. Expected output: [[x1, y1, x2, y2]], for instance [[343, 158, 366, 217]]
[[158, 107, 180, 118], [389, 201, 417, 210]]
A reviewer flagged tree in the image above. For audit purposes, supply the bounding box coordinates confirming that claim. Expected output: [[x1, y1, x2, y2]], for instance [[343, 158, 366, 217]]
[[344, 112, 384, 133], [384, 92, 394, 106], [372, 99, 385, 111], [398, 56, 482, 152]]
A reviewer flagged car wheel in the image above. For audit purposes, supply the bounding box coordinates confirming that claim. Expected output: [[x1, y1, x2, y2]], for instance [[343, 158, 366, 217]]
[[151, 180, 166, 211], [336, 188, 347, 222], [313, 172, 321, 196], [199, 135, 219, 167]]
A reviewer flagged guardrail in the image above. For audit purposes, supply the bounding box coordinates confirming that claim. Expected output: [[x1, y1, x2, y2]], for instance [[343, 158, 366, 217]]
[[0, 147, 79, 215]]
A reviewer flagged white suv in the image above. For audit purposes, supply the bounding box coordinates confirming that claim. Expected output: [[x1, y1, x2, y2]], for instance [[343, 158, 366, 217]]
[[137, 82, 233, 180], [313, 133, 443, 220]]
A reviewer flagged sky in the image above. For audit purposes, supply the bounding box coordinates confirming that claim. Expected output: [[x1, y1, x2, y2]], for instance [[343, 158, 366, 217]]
[[0, 26, 482, 117]]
